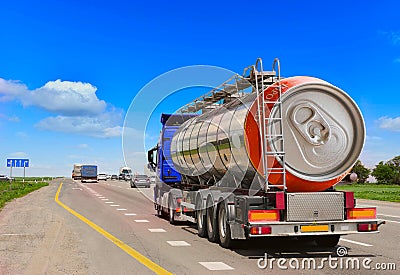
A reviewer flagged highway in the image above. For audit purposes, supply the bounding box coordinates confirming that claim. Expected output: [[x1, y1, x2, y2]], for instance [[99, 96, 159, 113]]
[[0, 178, 399, 274]]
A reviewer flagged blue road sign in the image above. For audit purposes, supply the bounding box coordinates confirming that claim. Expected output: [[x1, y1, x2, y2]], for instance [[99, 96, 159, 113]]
[[6, 159, 29, 168]]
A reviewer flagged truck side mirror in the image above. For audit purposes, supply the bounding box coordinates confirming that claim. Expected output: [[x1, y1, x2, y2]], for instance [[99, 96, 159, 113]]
[[147, 150, 153, 163], [147, 146, 157, 171]]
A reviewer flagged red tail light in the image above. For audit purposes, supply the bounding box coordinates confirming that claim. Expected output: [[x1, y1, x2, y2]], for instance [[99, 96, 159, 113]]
[[358, 223, 378, 232], [250, 226, 272, 235]]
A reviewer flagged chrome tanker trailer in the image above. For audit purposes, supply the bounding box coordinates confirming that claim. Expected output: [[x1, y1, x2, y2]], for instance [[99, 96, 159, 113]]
[[148, 58, 383, 248]]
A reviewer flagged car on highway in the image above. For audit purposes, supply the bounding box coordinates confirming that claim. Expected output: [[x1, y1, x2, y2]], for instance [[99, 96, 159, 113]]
[[149, 175, 156, 183], [130, 174, 150, 188], [0, 175, 10, 181], [98, 173, 108, 181], [111, 174, 118, 180]]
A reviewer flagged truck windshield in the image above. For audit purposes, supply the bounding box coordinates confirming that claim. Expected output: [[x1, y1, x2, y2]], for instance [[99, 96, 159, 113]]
[[165, 115, 195, 126]]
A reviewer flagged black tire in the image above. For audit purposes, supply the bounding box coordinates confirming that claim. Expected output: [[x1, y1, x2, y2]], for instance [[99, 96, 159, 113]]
[[196, 202, 207, 238], [315, 235, 340, 248], [130, 182, 135, 188], [218, 203, 234, 248], [156, 205, 163, 217], [206, 202, 219, 242]]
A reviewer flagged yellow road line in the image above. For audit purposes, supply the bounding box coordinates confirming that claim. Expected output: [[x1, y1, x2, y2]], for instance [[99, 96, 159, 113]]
[[55, 182, 172, 275]]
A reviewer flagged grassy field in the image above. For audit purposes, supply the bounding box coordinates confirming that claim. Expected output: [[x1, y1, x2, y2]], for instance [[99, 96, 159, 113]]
[[0, 179, 49, 209], [336, 184, 400, 202]]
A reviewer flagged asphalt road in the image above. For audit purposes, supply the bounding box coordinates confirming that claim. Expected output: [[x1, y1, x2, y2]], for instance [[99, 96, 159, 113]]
[[0, 178, 399, 274]]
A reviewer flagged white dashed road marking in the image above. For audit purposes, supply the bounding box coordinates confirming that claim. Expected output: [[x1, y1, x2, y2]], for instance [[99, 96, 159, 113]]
[[341, 238, 373, 247], [378, 214, 400, 218], [199, 262, 234, 271], [110, 205, 120, 207], [101, 199, 109, 200], [134, 220, 150, 223], [116, 208, 127, 211], [148, 229, 166, 233], [385, 220, 400, 224], [105, 202, 114, 204], [167, 241, 191, 247], [124, 213, 137, 216]]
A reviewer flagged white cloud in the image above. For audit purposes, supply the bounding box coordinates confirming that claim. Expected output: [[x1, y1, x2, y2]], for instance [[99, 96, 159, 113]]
[[381, 31, 400, 45], [0, 78, 106, 116], [35, 110, 124, 138], [360, 149, 394, 169], [15, 132, 29, 138], [0, 113, 20, 122], [378, 116, 400, 132], [9, 152, 28, 157], [77, 143, 89, 149], [366, 135, 382, 141], [1, 77, 124, 138], [394, 58, 400, 63]]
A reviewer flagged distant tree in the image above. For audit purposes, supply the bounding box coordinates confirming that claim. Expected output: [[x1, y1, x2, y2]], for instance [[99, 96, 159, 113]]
[[387, 156, 400, 185], [371, 161, 396, 184], [351, 160, 370, 183], [387, 156, 400, 167]]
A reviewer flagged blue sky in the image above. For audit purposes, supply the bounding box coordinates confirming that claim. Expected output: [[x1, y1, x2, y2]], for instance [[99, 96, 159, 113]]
[[0, 0, 399, 177]]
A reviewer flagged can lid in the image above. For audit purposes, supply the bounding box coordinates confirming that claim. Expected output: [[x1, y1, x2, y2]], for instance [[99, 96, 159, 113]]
[[270, 79, 365, 182]]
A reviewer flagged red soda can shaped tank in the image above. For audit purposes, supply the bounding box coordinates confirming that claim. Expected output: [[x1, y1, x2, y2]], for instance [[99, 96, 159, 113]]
[[170, 76, 365, 192]]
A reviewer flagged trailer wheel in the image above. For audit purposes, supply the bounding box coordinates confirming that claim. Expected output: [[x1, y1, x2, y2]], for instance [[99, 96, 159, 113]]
[[155, 189, 163, 217], [168, 197, 176, 224], [196, 200, 207, 238], [315, 235, 340, 248], [218, 203, 233, 248], [206, 199, 219, 242], [156, 205, 163, 217]]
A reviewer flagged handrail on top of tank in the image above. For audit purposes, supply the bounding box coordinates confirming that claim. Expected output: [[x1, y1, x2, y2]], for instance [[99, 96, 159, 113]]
[[255, 57, 264, 73], [272, 58, 281, 80], [176, 73, 252, 114]]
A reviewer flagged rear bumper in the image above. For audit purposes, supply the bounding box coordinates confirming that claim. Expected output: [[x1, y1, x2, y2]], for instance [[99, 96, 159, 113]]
[[245, 219, 383, 237], [81, 178, 98, 183], [133, 182, 150, 187]]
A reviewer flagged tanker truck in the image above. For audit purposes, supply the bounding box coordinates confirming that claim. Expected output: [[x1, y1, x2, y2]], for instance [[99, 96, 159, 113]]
[[147, 58, 384, 248]]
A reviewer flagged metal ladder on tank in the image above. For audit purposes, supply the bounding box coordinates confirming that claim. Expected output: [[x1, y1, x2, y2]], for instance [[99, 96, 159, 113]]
[[253, 58, 287, 191]]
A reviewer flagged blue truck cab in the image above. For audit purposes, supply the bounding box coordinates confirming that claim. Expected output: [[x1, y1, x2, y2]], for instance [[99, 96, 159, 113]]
[[147, 113, 196, 185]]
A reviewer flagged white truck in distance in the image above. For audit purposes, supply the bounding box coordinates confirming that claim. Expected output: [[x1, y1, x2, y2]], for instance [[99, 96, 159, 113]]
[[119, 167, 132, 181]]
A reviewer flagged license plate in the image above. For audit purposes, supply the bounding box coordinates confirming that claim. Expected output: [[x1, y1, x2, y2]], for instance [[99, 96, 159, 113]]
[[301, 225, 329, 232]]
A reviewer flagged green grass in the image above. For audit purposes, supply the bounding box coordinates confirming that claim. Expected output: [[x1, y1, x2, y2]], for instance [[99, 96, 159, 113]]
[[0, 179, 49, 209], [336, 184, 400, 202]]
